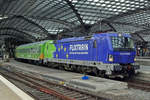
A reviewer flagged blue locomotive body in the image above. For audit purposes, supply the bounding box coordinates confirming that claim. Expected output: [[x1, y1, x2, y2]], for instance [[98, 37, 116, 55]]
[[54, 33, 135, 63], [53, 33, 139, 77]]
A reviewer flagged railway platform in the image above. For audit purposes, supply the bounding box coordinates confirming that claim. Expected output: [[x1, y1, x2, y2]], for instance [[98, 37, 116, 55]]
[[2, 60, 128, 94], [134, 57, 150, 81], [0, 59, 34, 100], [0, 75, 34, 100], [136, 57, 150, 66], [1, 60, 150, 100], [136, 57, 150, 72]]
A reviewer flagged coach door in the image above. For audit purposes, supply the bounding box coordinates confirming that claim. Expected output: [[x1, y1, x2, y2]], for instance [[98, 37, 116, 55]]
[[46, 44, 49, 58], [44, 43, 47, 59], [44, 43, 50, 59]]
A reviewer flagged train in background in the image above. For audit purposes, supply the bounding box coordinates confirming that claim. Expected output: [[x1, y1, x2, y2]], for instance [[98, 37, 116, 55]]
[[15, 33, 140, 78]]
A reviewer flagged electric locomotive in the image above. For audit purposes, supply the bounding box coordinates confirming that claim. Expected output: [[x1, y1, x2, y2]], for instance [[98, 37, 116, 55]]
[[51, 33, 140, 78], [15, 33, 140, 78]]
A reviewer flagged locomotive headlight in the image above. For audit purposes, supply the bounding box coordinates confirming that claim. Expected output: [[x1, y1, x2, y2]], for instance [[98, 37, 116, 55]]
[[134, 58, 136, 61], [108, 54, 113, 62]]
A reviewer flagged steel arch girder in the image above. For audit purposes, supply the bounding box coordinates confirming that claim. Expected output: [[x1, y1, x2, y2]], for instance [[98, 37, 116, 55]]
[[105, 22, 117, 32], [0, 27, 36, 42], [29, 16, 75, 29], [0, 15, 49, 36], [134, 33, 145, 42], [132, 29, 150, 42], [90, 20, 117, 33], [0, 33, 34, 42], [64, 0, 85, 29], [0, 34, 32, 42]]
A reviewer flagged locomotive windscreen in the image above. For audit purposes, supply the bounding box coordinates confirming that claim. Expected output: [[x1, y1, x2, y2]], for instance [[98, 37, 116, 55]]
[[111, 36, 135, 51]]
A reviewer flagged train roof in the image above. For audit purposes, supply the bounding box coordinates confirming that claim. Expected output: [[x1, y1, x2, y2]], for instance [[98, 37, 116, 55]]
[[97, 33, 131, 37], [17, 40, 53, 48], [58, 33, 131, 43], [17, 33, 131, 47]]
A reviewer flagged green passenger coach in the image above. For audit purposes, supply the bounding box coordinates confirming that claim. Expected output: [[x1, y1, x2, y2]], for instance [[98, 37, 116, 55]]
[[15, 40, 56, 62]]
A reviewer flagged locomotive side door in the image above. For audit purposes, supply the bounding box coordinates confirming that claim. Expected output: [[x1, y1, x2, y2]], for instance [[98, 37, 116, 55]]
[[92, 39, 98, 61], [92, 38, 103, 62]]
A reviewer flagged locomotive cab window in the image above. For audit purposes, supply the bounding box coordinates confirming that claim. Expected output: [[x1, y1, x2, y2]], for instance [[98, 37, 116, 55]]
[[111, 36, 134, 51]]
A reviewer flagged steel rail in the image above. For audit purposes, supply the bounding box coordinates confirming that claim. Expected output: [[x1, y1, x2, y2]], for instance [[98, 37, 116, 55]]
[[0, 66, 109, 100], [0, 68, 75, 100]]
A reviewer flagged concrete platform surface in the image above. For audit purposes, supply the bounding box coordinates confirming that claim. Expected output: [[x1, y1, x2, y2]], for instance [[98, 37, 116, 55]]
[[139, 65, 150, 72], [3, 60, 128, 93], [0, 75, 34, 100], [68, 78, 127, 92], [133, 65, 150, 82], [136, 58, 150, 66], [137, 65, 150, 76], [0, 59, 2, 64], [134, 59, 150, 74]]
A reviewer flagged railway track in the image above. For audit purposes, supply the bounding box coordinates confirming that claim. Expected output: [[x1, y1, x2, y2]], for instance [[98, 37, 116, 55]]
[[0, 67, 109, 100], [127, 78, 150, 92]]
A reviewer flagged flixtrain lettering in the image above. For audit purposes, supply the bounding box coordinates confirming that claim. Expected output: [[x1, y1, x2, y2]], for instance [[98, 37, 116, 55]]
[[69, 44, 88, 51]]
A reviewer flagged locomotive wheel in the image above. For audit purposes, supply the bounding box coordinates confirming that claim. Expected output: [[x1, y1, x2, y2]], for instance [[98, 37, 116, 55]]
[[93, 68, 99, 76], [58, 63, 64, 70], [47, 62, 51, 67], [72, 65, 77, 72], [80, 66, 86, 74], [38, 60, 43, 65], [76, 66, 80, 72], [64, 64, 69, 70], [28, 60, 32, 64], [99, 70, 106, 78], [34, 60, 38, 65], [70, 65, 75, 71], [59, 65, 64, 70]]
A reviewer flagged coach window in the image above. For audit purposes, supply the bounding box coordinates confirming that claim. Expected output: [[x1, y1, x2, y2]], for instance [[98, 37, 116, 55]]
[[93, 40, 97, 48]]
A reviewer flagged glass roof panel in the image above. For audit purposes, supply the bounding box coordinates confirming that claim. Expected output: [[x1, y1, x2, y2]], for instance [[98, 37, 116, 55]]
[[0, 0, 149, 41]]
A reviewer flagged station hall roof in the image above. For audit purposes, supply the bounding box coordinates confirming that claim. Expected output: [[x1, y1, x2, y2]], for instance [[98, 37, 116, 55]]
[[0, 0, 149, 43]]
